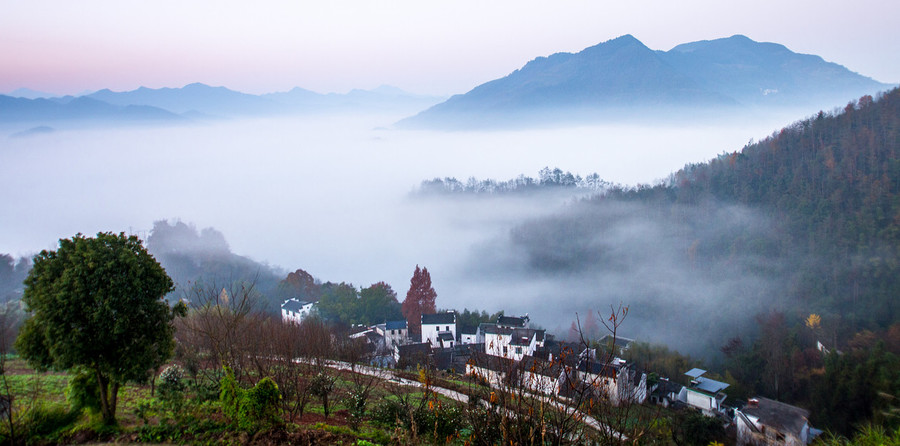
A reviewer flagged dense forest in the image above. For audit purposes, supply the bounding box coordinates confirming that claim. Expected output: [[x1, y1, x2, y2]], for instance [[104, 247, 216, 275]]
[[658, 89, 899, 328], [504, 87, 900, 434]]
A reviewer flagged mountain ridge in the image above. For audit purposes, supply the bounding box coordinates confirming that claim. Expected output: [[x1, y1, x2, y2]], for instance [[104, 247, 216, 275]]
[[1, 83, 446, 129], [399, 34, 893, 129]]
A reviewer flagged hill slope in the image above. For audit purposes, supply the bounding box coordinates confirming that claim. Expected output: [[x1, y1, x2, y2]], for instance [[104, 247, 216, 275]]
[[502, 88, 899, 338], [454, 88, 899, 359], [660, 34, 886, 107]]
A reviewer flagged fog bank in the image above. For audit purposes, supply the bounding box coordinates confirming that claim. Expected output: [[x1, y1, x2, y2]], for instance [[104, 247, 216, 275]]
[[1, 113, 795, 350]]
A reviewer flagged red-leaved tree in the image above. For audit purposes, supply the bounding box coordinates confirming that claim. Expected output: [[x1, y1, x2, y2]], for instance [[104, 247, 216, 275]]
[[401, 265, 436, 337]]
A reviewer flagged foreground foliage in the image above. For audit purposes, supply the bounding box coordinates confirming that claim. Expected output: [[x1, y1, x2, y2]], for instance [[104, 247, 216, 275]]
[[15, 232, 178, 425]]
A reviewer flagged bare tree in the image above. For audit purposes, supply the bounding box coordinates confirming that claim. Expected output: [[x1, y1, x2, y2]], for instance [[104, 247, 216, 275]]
[[0, 302, 21, 443], [336, 336, 381, 429], [174, 277, 263, 386], [463, 303, 661, 445]]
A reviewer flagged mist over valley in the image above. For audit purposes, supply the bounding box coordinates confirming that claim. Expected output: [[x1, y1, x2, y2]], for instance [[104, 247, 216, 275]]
[[1, 108, 805, 353], [2, 34, 897, 362]]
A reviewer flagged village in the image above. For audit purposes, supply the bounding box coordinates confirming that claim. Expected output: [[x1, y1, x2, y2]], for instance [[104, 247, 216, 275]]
[[282, 297, 823, 445]]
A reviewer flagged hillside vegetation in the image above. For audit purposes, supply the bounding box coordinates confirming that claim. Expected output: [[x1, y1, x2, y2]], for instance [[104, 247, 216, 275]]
[[503, 88, 900, 434]]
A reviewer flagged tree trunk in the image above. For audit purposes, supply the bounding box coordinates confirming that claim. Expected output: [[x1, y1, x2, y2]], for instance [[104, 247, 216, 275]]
[[110, 381, 120, 420], [96, 371, 112, 423], [96, 371, 118, 424]]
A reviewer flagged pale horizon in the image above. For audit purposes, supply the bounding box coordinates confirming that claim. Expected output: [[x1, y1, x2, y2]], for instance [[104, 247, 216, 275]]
[[2, 1, 899, 97]]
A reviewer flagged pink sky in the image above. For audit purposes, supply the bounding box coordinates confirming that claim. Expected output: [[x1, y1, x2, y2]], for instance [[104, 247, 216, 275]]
[[3, 0, 898, 96]]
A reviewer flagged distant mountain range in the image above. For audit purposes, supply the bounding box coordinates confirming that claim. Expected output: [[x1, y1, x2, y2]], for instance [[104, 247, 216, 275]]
[[399, 35, 894, 128], [3, 35, 893, 130], [0, 95, 184, 123], [0, 84, 446, 128]]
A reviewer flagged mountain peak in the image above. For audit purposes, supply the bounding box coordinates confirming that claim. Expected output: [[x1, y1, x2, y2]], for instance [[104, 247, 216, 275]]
[[611, 34, 640, 43], [400, 34, 890, 129], [584, 34, 646, 52], [726, 34, 753, 42], [183, 82, 215, 90]]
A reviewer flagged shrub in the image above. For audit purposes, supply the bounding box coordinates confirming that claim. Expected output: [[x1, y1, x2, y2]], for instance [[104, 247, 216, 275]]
[[240, 377, 281, 428], [157, 364, 186, 413], [219, 367, 243, 422], [158, 364, 185, 395], [344, 390, 367, 430], [218, 367, 282, 430], [370, 398, 406, 429], [309, 372, 336, 418], [20, 402, 80, 439], [66, 368, 101, 414], [370, 396, 463, 441]]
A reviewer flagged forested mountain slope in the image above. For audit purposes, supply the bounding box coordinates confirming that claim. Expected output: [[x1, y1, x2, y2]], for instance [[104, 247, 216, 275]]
[[662, 88, 900, 327], [502, 88, 899, 349]]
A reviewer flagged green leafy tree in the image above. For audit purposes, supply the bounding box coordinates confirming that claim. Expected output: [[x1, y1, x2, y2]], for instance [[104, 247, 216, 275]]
[[316, 282, 359, 325], [15, 232, 177, 424], [358, 282, 402, 325]]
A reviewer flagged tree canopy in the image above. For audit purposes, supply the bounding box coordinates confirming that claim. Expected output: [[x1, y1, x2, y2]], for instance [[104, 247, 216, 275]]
[[15, 232, 177, 424], [401, 265, 436, 336], [315, 281, 402, 327]]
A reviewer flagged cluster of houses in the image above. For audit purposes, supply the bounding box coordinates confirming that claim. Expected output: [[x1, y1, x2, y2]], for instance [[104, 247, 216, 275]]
[[281, 299, 819, 445]]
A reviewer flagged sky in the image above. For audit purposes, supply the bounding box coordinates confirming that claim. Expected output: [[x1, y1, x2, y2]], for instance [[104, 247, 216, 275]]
[[2, 0, 899, 96]]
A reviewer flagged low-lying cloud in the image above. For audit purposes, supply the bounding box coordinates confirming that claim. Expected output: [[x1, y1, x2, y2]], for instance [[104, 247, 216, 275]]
[[1, 112, 797, 356]]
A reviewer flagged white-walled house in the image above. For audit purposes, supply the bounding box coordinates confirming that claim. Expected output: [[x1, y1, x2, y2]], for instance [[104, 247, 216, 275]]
[[459, 326, 478, 344], [281, 298, 315, 324], [465, 353, 561, 396], [421, 312, 457, 348], [561, 355, 647, 406], [381, 320, 408, 348], [735, 397, 815, 446], [678, 368, 729, 416], [480, 323, 545, 361]]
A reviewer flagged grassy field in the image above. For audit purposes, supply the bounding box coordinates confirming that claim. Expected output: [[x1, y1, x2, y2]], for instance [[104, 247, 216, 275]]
[[0, 357, 406, 445], [0, 356, 695, 445]]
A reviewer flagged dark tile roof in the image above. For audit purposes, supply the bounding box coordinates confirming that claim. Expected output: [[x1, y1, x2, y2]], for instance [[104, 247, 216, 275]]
[[365, 331, 382, 344], [421, 312, 456, 325], [510, 332, 534, 346], [398, 342, 433, 369], [281, 298, 308, 312], [651, 378, 683, 397], [434, 350, 454, 370], [577, 360, 621, 378], [438, 332, 455, 342], [386, 320, 407, 330], [468, 351, 515, 373], [497, 316, 527, 327], [519, 355, 562, 378], [398, 342, 432, 356], [741, 397, 810, 435]]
